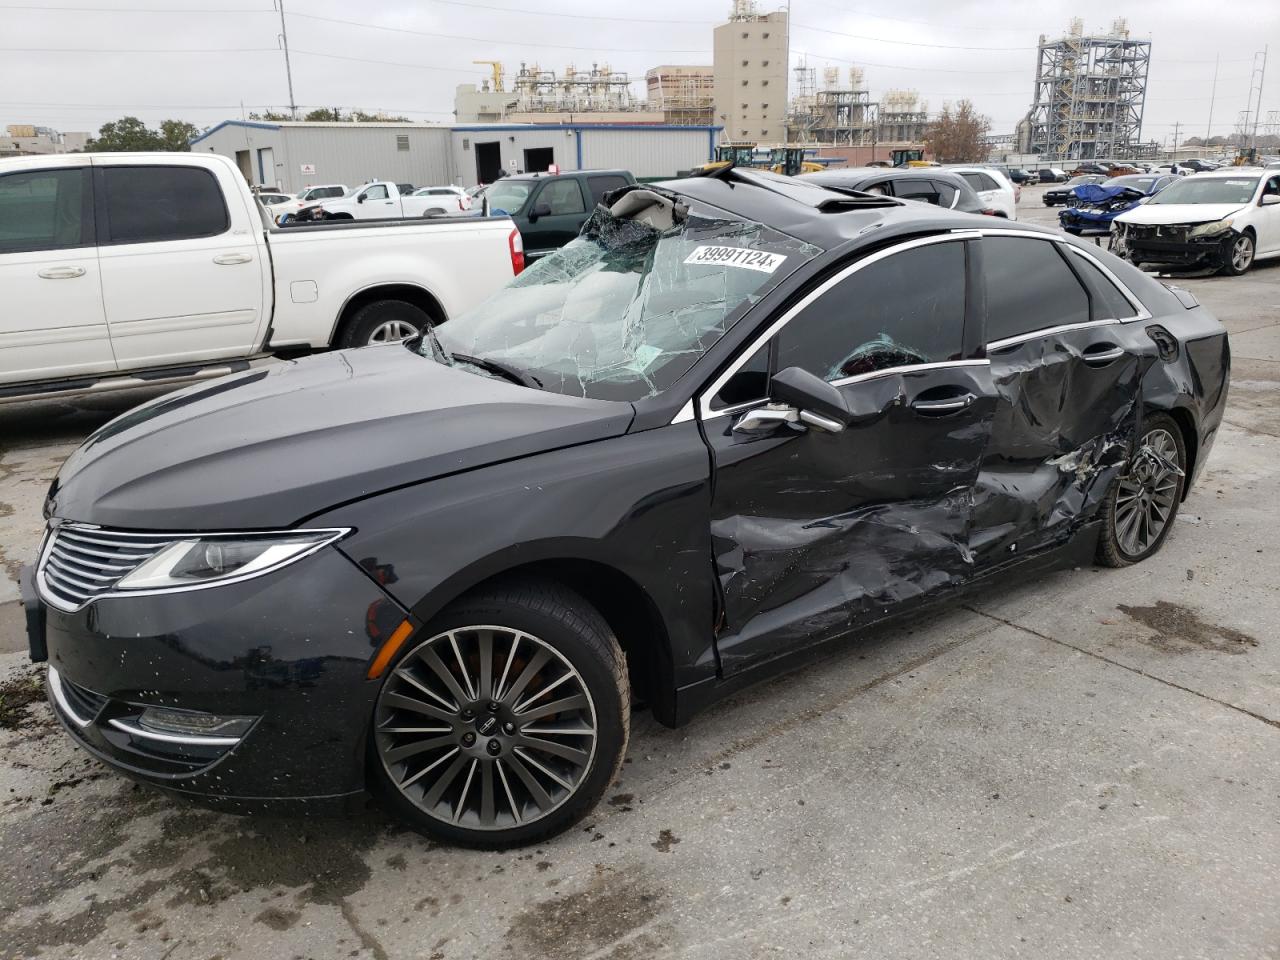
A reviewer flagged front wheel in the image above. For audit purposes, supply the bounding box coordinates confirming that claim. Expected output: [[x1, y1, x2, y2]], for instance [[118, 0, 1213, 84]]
[[369, 579, 629, 848], [1220, 231, 1255, 276], [1097, 414, 1186, 567]]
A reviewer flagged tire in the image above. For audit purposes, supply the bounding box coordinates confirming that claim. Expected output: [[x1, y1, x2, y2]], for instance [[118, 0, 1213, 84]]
[[340, 299, 433, 348], [1220, 231, 1255, 276], [1096, 413, 1186, 567], [369, 578, 630, 849]]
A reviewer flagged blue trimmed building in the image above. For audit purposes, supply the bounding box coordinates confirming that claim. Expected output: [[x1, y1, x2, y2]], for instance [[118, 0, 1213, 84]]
[[189, 120, 720, 193]]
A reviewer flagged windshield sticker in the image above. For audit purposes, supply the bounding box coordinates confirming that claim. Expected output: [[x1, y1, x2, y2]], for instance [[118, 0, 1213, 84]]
[[684, 245, 787, 273]]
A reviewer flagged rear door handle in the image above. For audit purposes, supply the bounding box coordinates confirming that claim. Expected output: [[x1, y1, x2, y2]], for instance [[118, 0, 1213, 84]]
[[38, 266, 86, 279], [213, 252, 253, 265], [910, 392, 976, 415], [1082, 343, 1125, 365]]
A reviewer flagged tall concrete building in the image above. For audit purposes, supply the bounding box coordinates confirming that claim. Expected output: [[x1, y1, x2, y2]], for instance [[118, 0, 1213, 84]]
[[713, 2, 788, 143]]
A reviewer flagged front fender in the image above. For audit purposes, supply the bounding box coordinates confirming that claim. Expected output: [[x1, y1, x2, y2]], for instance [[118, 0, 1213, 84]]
[[310, 423, 718, 691]]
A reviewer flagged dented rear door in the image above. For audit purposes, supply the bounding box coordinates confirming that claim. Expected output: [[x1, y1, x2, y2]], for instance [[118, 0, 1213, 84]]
[[702, 236, 998, 675], [969, 235, 1143, 564]]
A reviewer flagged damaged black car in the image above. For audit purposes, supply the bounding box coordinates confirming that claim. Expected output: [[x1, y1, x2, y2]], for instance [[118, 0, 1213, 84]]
[[23, 168, 1230, 848]]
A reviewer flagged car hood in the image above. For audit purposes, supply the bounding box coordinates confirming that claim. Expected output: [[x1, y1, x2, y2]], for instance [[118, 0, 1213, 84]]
[[49, 345, 634, 530], [1115, 203, 1244, 225]]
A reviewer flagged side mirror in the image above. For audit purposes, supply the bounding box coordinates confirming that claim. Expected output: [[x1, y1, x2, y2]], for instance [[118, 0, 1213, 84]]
[[528, 202, 552, 222], [771, 366, 852, 432], [1260, 194, 1280, 206], [357, 194, 366, 204]]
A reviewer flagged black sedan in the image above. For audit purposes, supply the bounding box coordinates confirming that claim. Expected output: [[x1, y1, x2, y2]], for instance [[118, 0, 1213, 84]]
[[1044, 174, 1107, 206], [799, 167, 998, 216], [24, 168, 1229, 848]]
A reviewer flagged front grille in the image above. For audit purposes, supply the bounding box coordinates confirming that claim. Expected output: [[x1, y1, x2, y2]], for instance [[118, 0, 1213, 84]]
[[39, 524, 178, 611]]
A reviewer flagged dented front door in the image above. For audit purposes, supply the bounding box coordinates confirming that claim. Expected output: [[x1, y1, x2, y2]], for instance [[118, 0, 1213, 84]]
[[700, 237, 998, 675]]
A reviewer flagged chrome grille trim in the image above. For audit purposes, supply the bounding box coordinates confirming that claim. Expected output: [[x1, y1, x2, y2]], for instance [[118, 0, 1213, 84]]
[[37, 523, 179, 612]]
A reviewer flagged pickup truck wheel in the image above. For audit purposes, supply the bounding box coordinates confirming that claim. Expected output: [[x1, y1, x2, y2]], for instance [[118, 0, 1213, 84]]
[[369, 578, 629, 848], [342, 300, 433, 347]]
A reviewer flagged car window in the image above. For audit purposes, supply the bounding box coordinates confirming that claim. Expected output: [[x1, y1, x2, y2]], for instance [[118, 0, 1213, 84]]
[[1068, 250, 1138, 321], [103, 166, 228, 244], [321, 187, 344, 198], [539, 179, 587, 215], [892, 179, 943, 205], [959, 172, 985, 192], [931, 180, 958, 208], [0, 167, 93, 254], [983, 237, 1089, 344], [586, 174, 631, 206], [711, 342, 770, 410], [363, 185, 389, 200], [1263, 175, 1280, 198], [775, 241, 966, 381], [485, 181, 533, 214]]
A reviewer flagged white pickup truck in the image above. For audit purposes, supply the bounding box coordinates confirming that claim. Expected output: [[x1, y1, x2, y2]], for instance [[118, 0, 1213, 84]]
[[295, 181, 464, 221], [0, 153, 523, 401]]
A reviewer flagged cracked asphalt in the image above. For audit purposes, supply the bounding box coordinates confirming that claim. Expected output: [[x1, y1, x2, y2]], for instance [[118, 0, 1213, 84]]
[[2, 183, 1278, 960]]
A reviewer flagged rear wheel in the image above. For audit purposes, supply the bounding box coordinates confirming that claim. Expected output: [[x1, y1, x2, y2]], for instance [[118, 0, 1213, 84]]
[[340, 299, 433, 347], [1097, 414, 1186, 567], [370, 579, 629, 848], [1220, 231, 1255, 276]]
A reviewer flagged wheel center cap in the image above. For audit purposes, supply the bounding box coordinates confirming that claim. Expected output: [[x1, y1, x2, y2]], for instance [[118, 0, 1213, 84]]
[[476, 715, 499, 736]]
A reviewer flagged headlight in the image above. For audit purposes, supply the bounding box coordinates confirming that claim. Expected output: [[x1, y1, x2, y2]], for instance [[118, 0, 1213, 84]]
[[1189, 218, 1233, 238], [115, 529, 349, 591]]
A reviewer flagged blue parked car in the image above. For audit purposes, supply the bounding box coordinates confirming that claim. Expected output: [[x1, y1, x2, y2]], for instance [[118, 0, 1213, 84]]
[[1059, 174, 1178, 237]]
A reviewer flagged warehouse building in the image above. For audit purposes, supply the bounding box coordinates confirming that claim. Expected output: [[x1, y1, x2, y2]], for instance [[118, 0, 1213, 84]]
[[190, 120, 719, 193]]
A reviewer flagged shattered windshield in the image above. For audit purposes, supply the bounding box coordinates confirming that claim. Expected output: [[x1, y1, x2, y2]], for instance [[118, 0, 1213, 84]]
[[431, 205, 820, 401]]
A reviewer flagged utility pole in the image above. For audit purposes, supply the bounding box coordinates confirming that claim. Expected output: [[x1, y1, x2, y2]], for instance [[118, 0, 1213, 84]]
[[276, 0, 297, 120], [1250, 46, 1268, 153], [1171, 120, 1181, 157], [1206, 54, 1218, 144]]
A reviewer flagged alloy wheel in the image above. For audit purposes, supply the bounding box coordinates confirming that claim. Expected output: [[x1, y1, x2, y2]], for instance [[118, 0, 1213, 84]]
[[367, 318, 420, 343], [1113, 427, 1182, 557], [374, 625, 598, 831], [1231, 234, 1254, 272]]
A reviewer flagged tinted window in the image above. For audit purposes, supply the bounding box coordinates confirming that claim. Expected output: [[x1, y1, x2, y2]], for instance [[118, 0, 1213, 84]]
[[321, 187, 344, 198], [1069, 251, 1138, 320], [586, 174, 630, 205], [103, 166, 228, 244], [931, 180, 957, 207], [0, 167, 92, 253], [539, 179, 586, 215], [712, 343, 770, 410], [776, 241, 966, 381], [983, 237, 1089, 343], [959, 172, 985, 192], [893, 179, 943, 205]]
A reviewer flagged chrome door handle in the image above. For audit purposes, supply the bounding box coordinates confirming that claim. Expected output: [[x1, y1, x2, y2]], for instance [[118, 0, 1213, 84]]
[[38, 266, 86, 279], [910, 393, 976, 415], [733, 405, 799, 435], [213, 252, 253, 265], [1082, 344, 1124, 365]]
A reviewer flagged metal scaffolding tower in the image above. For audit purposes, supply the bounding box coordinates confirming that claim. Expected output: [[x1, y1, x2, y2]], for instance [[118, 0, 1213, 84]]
[[1026, 19, 1151, 160]]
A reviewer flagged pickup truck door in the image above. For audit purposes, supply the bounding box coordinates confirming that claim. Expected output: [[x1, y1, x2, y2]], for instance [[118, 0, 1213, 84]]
[[356, 183, 398, 219], [0, 164, 116, 385], [523, 178, 589, 259], [93, 158, 268, 370]]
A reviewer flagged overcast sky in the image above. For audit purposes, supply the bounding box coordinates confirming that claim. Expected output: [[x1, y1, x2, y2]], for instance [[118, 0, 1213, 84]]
[[1, 0, 1277, 147]]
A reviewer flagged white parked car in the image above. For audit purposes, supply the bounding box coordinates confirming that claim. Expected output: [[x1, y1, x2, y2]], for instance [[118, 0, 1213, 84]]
[[272, 184, 349, 221], [296, 181, 465, 222], [1113, 169, 1280, 275], [948, 166, 1018, 219], [0, 153, 524, 399], [256, 191, 294, 209], [412, 185, 473, 215]]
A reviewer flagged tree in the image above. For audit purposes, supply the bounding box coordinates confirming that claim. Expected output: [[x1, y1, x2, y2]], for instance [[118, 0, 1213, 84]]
[[86, 116, 163, 151], [351, 110, 411, 122], [924, 100, 991, 164], [248, 110, 294, 121], [159, 119, 199, 152], [304, 107, 342, 122]]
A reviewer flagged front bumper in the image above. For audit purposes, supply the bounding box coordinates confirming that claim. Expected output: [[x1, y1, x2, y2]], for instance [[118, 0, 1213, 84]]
[[33, 545, 407, 807], [1121, 227, 1234, 269]]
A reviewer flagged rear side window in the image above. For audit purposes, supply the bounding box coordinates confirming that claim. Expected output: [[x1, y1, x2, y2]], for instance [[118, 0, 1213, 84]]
[[776, 241, 966, 381], [586, 174, 630, 205], [539, 179, 587, 215], [0, 167, 92, 253], [983, 237, 1089, 344], [320, 187, 344, 199], [893, 179, 943, 206], [103, 166, 228, 244], [931, 180, 957, 208], [1069, 250, 1138, 320]]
